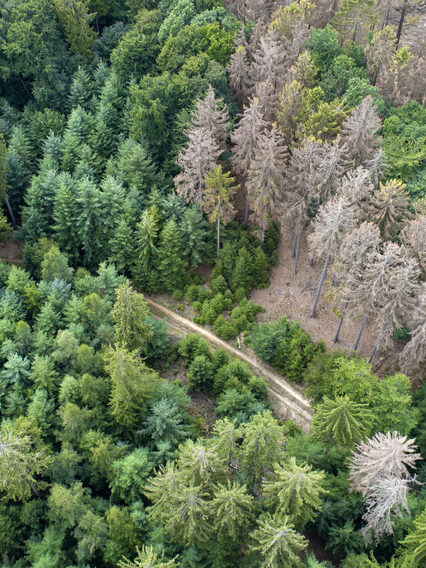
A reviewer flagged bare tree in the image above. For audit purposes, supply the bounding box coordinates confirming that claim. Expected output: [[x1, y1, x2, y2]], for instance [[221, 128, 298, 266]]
[[228, 46, 251, 107], [365, 148, 389, 188], [174, 126, 220, 216], [332, 222, 381, 343], [311, 138, 351, 203], [366, 179, 413, 240], [246, 125, 288, 241], [362, 476, 411, 543], [349, 431, 421, 543], [340, 166, 374, 206], [401, 215, 426, 273], [231, 97, 268, 222], [399, 293, 426, 375], [193, 85, 230, 150], [308, 196, 358, 317], [340, 96, 382, 166], [284, 137, 323, 273], [349, 242, 403, 350], [369, 257, 421, 362], [349, 431, 421, 495], [365, 26, 396, 86]]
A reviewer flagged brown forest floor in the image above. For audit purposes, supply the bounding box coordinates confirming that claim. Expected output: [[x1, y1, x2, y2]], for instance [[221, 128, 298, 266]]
[[250, 231, 406, 379]]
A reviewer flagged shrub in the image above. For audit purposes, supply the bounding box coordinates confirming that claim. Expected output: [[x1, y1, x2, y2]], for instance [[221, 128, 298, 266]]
[[211, 347, 230, 372], [234, 287, 247, 303], [216, 388, 257, 417], [186, 284, 203, 301], [178, 334, 211, 365], [214, 359, 253, 395], [187, 354, 214, 392], [210, 274, 227, 295], [247, 375, 268, 400], [213, 315, 237, 341], [144, 316, 170, 362], [0, 212, 12, 242], [172, 289, 184, 301]]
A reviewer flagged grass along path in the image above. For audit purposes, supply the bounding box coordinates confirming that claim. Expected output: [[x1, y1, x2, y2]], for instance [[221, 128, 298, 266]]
[[145, 295, 313, 431]]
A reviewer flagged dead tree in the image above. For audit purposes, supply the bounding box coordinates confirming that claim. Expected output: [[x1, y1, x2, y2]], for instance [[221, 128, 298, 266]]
[[192, 85, 230, 151], [399, 292, 426, 376], [308, 196, 358, 318], [365, 179, 413, 240], [340, 96, 382, 166]]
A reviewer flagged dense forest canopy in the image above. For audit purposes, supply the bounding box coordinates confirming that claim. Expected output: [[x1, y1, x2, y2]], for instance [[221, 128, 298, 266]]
[[0, 0, 425, 567]]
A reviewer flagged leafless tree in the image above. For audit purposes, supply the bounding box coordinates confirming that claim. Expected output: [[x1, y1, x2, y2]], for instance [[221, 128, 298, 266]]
[[174, 127, 220, 216], [332, 222, 381, 343], [349, 242, 403, 350], [401, 215, 426, 273], [340, 96, 382, 166], [340, 166, 374, 207], [231, 97, 268, 222], [311, 138, 351, 203], [366, 179, 413, 240], [349, 431, 421, 496], [369, 257, 422, 362], [308, 195, 358, 317], [365, 148, 389, 188], [192, 85, 230, 151], [399, 292, 426, 376], [246, 125, 288, 241], [228, 46, 251, 107]]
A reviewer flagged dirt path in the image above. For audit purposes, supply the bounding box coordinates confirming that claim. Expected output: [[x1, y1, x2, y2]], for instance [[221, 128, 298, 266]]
[[145, 296, 313, 431]]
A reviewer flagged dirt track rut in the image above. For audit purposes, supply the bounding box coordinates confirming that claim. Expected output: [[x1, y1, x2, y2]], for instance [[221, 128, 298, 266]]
[[145, 296, 313, 431]]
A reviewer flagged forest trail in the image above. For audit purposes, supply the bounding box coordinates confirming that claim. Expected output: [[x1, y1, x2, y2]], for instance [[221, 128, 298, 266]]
[[145, 295, 313, 431]]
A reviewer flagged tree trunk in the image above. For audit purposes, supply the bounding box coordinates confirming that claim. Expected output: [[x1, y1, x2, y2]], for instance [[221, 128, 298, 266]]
[[244, 188, 249, 224], [309, 256, 314, 267], [369, 343, 378, 364], [5, 198, 17, 228], [30, 482, 40, 498], [353, 309, 369, 351], [310, 254, 330, 318], [396, 0, 408, 46], [334, 298, 349, 343], [216, 214, 220, 258], [291, 232, 297, 258], [294, 221, 306, 274]]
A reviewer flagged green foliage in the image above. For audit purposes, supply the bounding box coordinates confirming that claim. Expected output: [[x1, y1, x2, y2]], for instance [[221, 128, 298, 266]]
[[110, 448, 154, 504], [187, 354, 214, 392]]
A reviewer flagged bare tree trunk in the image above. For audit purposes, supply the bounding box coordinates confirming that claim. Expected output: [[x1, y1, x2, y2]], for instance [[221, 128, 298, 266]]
[[244, 188, 249, 223], [30, 482, 40, 498], [5, 198, 17, 228], [354, 309, 370, 351], [216, 214, 220, 258], [294, 221, 306, 274], [369, 343, 378, 363], [334, 298, 349, 343], [291, 232, 297, 258], [310, 254, 330, 318], [396, 0, 409, 46], [309, 256, 314, 267]]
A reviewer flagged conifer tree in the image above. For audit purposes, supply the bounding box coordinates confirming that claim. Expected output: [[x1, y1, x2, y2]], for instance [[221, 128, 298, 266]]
[[246, 125, 287, 241], [112, 281, 152, 353], [180, 206, 209, 268], [401, 216, 426, 274], [399, 507, 426, 568], [192, 85, 230, 150], [340, 96, 382, 166], [249, 512, 308, 568], [231, 96, 268, 221], [399, 299, 426, 376], [52, 0, 97, 58], [210, 480, 254, 543], [52, 177, 79, 263], [68, 66, 94, 111], [311, 138, 350, 203], [312, 396, 373, 449], [0, 417, 52, 501], [277, 80, 305, 144], [109, 216, 135, 275], [75, 176, 104, 268], [263, 457, 326, 529], [157, 219, 188, 293], [367, 179, 413, 240], [308, 195, 357, 318], [104, 345, 157, 430], [203, 166, 238, 257], [133, 209, 159, 286], [175, 126, 220, 216], [228, 45, 250, 106], [119, 546, 178, 568]]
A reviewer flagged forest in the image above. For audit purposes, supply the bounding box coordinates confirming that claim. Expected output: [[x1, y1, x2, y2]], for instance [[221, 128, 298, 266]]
[[0, 0, 425, 567]]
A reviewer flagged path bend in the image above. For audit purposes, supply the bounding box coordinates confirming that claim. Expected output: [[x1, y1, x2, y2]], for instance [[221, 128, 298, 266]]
[[145, 296, 313, 431]]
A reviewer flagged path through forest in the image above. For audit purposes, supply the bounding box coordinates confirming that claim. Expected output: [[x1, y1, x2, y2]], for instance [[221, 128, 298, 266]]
[[145, 296, 313, 431]]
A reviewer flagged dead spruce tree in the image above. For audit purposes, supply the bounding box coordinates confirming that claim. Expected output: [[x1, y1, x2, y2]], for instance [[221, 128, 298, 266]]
[[192, 85, 230, 151], [308, 195, 357, 318], [365, 148, 389, 188], [246, 125, 287, 241], [340, 165, 374, 207], [249, 31, 288, 120], [231, 96, 268, 222], [399, 292, 426, 375], [369, 256, 421, 362], [332, 222, 381, 343], [349, 242, 403, 351], [175, 126, 220, 216], [228, 46, 251, 107], [349, 431, 421, 543], [311, 138, 351, 204], [401, 215, 426, 273], [285, 137, 323, 273], [340, 96, 382, 166], [366, 179, 413, 240]]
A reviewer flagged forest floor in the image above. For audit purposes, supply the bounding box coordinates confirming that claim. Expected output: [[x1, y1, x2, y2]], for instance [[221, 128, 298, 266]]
[[250, 232, 405, 379], [0, 236, 23, 264]]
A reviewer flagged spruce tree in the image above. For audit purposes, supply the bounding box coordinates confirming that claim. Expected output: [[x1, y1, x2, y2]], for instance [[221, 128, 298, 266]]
[[157, 219, 188, 293]]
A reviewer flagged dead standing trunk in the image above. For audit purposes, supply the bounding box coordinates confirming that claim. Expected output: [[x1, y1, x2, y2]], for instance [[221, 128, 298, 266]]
[[354, 309, 370, 351], [5, 198, 17, 229], [334, 298, 349, 343], [310, 253, 331, 318]]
